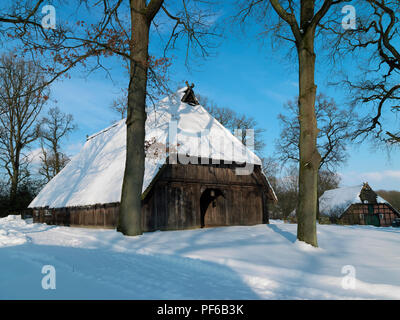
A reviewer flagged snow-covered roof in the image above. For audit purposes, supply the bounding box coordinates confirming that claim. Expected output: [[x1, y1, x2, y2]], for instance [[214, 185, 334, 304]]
[[29, 88, 264, 208], [319, 185, 388, 217]]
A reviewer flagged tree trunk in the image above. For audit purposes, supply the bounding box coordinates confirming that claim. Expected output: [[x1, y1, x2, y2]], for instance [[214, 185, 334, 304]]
[[53, 141, 60, 174], [316, 181, 320, 222], [316, 171, 322, 222], [10, 172, 18, 208], [9, 151, 20, 210], [296, 30, 321, 247], [118, 0, 149, 236]]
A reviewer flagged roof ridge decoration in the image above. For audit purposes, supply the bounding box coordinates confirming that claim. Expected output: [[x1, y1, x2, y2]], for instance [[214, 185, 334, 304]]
[[181, 81, 199, 106], [359, 182, 378, 204]]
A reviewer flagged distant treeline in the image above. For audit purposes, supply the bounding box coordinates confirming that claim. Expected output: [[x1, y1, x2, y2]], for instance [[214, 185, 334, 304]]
[[0, 179, 43, 217], [377, 190, 400, 212]]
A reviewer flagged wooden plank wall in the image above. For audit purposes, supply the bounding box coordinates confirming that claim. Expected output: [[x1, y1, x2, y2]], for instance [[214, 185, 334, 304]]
[[32, 163, 273, 231], [142, 183, 265, 231], [33, 203, 119, 228]]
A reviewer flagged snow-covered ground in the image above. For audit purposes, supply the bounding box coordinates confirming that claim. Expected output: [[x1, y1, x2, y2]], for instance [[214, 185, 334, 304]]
[[1, 216, 399, 300]]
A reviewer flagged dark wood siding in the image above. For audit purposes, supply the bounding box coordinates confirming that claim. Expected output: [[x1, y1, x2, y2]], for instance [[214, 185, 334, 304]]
[[33, 162, 275, 231]]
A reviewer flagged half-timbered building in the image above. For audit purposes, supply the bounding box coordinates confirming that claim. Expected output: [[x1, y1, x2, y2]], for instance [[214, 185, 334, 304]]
[[319, 183, 400, 226]]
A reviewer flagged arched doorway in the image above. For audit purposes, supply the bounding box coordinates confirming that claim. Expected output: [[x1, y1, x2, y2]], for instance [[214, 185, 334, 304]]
[[200, 188, 226, 228]]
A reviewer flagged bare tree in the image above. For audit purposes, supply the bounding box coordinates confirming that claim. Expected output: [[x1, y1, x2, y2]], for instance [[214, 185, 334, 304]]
[[274, 165, 299, 219], [268, 165, 340, 220], [262, 156, 279, 188], [276, 93, 351, 219], [118, 1, 218, 236], [0, 54, 48, 207], [39, 106, 76, 182], [236, 0, 351, 246], [38, 148, 69, 183], [277, 93, 355, 171], [0, 1, 219, 236], [110, 90, 128, 120], [331, 0, 400, 145]]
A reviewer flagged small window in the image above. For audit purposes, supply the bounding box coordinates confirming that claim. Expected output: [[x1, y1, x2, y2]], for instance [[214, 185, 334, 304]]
[[44, 209, 52, 217], [379, 214, 384, 220], [359, 214, 364, 220]]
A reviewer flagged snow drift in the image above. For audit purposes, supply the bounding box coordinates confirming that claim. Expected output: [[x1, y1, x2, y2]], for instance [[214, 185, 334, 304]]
[[1, 216, 400, 299]]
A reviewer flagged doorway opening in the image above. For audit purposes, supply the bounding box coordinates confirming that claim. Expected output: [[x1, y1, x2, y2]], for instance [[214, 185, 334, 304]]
[[366, 204, 380, 227], [200, 188, 224, 228]]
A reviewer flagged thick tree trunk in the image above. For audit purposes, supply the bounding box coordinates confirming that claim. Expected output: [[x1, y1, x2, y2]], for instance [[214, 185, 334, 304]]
[[118, 0, 150, 236], [296, 30, 321, 247], [316, 181, 320, 222], [9, 152, 20, 210], [316, 173, 322, 222], [10, 173, 18, 207]]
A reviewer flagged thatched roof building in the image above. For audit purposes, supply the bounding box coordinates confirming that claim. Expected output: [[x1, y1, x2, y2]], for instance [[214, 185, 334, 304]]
[[319, 183, 400, 226], [30, 86, 277, 231]]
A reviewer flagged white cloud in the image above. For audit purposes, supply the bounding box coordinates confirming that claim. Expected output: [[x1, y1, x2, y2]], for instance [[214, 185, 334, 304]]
[[25, 148, 42, 166], [339, 170, 400, 191], [362, 170, 400, 181]]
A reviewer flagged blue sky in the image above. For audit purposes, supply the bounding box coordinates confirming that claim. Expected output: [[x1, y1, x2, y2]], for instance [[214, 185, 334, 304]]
[[40, 1, 400, 191]]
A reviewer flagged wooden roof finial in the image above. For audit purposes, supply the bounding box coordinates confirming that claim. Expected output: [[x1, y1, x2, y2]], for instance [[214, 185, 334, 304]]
[[359, 182, 377, 204], [185, 81, 194, 89], [181, 81, 199, 105]]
